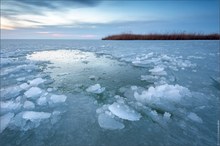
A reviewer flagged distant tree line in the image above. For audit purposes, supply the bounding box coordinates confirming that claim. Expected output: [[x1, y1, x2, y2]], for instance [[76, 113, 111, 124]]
[[102, 33, 220, 40]]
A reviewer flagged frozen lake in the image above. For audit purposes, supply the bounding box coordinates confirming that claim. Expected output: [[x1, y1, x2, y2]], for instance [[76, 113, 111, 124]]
[[0, 40, 219, 146]]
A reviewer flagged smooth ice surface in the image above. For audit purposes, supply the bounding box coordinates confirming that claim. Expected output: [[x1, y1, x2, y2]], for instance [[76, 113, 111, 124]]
[[109, 102, 141, 121]]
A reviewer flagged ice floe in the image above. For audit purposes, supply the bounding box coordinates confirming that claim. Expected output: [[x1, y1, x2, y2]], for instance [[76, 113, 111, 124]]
[[86, 84, 105, 94], [23, 101, 35, 109], [36, 96, 47, 106], [19, 83, 30, 90], [49, 94, 67, 104], [24, 87, 43, 99], [28, 78, 45, 86], [108, 102, 141, 121]]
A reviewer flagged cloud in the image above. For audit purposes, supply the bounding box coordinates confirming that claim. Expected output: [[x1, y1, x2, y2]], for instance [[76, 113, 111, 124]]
[[35, 31, 98, 39], [9, 0, 101, 9]]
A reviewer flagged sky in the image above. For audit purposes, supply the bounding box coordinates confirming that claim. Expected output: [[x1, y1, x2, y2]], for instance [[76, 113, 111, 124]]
[[1, 0, 219, 39]]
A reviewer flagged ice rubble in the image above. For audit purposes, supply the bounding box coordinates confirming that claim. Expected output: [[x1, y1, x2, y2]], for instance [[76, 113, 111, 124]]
[[86, 84, 105, 94], [0, 54, 68, 134], [131, 52, 196, 71], [10, 111, 51, 131], [1, 100, 22, 114], [1, 86, 22, 100], [134, 84, 191, 103]]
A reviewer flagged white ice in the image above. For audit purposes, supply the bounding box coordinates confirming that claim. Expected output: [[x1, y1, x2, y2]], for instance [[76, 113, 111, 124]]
[[134, 84, 191, 103], [49, 94, 67, 104], [22, 111, 51, 121], [149, 66, 167, 76], [108, 102, 141, 121], [23, 101, 35, 109], [86, 84, 105, 94], [1, 86, 22, 100], [1, 100, 22, 113], [19, 83, 30, 90], [24, 87, 43, 99], [36, 96, 47, 106], [28, 78, 45, 86]]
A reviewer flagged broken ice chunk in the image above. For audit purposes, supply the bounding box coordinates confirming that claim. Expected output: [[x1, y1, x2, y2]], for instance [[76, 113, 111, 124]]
[[149, 66, 167, 76], [11, 111, 51, 131], [19, 83, 30, 90], [16, 77, 26, 82], [23, 101, 35, 109], [49, 94, 67, 104], [1, 100, 22, 113], [108, 102, 141, 121], [28, 78, 45, 86], [36, 96, 47, 106], [187, 112, 203, 123], [98, 113, 124, 130], [134, 84, 191, 103], [24, 87, 42, 99], [22, 111, 51, 121], [1, 86, 22, 100], [0, 113, 14, 133], [141, 75, 158, 81], [163, 112, 171, 120], [86, 84, 105, 94]]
